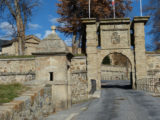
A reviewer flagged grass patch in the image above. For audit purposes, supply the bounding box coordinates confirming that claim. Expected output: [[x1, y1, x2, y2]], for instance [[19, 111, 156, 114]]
[[0, 83, 28, 104], [0, 55, 35, 59], [74, 54, 86, 56]]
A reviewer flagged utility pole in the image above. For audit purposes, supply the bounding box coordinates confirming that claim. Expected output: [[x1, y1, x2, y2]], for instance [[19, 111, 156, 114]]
[[89, 0, 91, 18], [140, 0, 142, 16], [112, 0, 115, 18]]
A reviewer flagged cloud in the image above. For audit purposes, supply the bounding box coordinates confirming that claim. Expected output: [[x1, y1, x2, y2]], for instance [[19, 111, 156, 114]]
[[0, 22, 16, 39], [49, 17, 66, 27], [0, 36, 7, 40], [50, 18, 58, 25], [0, 22, 15, 35], [35, 33, 42, 39], [28, 23, 41, 30]]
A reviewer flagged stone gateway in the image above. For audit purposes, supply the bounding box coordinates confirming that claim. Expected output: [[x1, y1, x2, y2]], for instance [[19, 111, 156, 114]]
[[82, 16, 150, 91]]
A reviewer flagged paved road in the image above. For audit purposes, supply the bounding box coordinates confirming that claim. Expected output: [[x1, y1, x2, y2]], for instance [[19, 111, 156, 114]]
[[46, 80, 160, 120]]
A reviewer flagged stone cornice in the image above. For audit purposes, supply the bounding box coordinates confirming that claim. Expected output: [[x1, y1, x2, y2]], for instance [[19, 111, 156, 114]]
[[81, 18, 96, 24], [100, 18, 130, 24], [133, 16, 150, 25]]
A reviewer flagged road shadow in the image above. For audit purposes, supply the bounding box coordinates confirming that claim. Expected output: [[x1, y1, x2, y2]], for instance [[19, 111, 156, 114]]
[[102, 84, 132, 89], [101, 80, 132, 90]]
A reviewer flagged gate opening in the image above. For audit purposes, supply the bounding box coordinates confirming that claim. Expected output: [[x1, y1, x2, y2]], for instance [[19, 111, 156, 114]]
[[101, 53, 132, 89]]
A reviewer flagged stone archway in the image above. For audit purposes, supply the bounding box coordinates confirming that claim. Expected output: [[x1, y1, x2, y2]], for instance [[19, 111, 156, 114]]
[[97, 50, 135, 89], [100, 52, 133, 88]]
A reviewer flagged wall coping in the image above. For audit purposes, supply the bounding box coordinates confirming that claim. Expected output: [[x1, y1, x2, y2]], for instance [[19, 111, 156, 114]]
[[32, 52, 69, 56], [81, 18, 96, 24], [71, 71, 87, 74], [0, 58, 35, 61], [146, 53, 160, 56], [0, 72, 35, 76], [133, 16, 150, 25], [100, 18, 130, 24], [81, 18, 131, 24], [72, 56, 86, 59]]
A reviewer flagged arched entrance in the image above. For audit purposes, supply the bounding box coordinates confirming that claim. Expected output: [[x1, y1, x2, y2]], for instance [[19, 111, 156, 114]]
[[100, 52, 133, 88]]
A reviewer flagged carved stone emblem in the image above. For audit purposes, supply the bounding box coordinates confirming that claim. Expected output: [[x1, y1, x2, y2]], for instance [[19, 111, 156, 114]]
[[111, 32, 120, 44]]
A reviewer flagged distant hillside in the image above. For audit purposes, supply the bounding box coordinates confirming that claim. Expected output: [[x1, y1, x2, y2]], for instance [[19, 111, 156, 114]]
[[0, 40, 9, 51]]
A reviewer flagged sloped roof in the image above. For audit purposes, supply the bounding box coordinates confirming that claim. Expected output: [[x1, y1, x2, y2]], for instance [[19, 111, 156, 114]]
[[1, 35, 41, 47], [1, 39, 17, 47], [26, 35, 40, 42], [0, 40, 11, 51], [35, 26, 69, 54]]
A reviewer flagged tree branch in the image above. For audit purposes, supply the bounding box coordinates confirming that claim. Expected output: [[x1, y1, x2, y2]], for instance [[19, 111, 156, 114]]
[[5, 0, 16, 18]]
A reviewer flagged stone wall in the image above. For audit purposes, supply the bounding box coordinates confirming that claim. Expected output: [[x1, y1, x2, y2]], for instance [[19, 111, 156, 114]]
[[0, 58, 35, 84], [137, 78, 160, 93], [101, 65, 130, 80], [2, 42, 18, 55], [136, 53, 160, 94], [0, 84, 54, 120], [25, 43, 38, 55], [70, 56, 88, 104], [146, 54, 160, 78]]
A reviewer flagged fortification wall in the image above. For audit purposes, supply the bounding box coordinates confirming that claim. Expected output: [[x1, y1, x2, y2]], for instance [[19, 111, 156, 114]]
[[0, 58, 35, 84], [101, 65, 130, 80], [70, 56, 88, 104], [135, 54, 160, 93], [146, 54, 160, 78], [0, 84, 54, 120], [137, 78, 160, 93]]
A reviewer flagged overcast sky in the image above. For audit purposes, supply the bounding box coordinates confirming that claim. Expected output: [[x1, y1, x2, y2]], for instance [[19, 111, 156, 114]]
[[0, 0, 153, 49]]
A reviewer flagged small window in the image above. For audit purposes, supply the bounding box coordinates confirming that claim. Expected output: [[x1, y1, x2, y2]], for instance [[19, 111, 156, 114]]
[[50, 72, 54, 81]]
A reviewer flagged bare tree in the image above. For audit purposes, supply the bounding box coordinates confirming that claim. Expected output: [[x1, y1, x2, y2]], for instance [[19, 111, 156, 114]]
[[57, 0, 132, 54], [144, 0, 160, 51], [0, 0, 39, 55]]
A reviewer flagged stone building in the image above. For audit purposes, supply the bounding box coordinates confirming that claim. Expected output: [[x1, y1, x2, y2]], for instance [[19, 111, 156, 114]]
[[1, 35, 40, 55], [82, 17, 150, 90]]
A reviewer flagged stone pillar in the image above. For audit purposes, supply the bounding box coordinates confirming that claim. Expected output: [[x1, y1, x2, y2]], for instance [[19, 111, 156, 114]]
[[82, 19, 100, 92], [133, 17, 150, 81]]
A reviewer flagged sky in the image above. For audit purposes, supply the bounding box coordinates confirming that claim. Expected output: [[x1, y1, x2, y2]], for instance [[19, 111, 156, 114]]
[[0, 0, 154, 50]]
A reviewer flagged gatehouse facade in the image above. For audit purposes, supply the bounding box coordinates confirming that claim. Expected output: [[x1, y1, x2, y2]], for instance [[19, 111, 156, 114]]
[[82, 17, 150, 90]]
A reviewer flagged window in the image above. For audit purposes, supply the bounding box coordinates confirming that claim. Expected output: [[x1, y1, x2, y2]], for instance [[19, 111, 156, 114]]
[[50, 72, 54, 81]]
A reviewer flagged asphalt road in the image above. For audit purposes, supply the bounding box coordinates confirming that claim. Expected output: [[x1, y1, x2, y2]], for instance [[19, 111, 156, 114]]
[[46, 80, 160, 120]]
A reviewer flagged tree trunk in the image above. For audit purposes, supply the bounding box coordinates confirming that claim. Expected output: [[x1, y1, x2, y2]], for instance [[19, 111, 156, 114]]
[[16, 18, 25, 55], [15, 0, 25, 55], [72, 32, 77, 55]]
